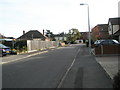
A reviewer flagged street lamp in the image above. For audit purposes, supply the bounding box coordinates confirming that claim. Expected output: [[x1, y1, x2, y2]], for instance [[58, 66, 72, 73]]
[[80, 3, 91, 54]]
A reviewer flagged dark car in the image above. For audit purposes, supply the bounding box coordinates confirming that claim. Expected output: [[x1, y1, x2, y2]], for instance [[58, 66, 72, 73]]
[[0, 44, 11, 56], [94, 39, 119, 46]]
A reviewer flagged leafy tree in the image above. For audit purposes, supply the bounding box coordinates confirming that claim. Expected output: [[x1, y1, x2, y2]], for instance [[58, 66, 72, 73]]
[[67, 28, 81, 43]]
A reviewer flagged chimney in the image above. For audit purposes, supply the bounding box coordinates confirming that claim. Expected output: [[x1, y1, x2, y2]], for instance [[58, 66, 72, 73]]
[[43, 29, 45, 35], [23, 30, 25, 35]]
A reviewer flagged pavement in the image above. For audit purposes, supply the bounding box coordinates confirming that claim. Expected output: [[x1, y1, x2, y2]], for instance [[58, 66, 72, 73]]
[[60, 45, 113, 88], [95, 55, 119, 79], [91, 47, 119, 79]]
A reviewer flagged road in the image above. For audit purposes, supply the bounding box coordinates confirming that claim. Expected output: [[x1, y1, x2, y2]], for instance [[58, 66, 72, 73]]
[[2, 44, 113, 88]]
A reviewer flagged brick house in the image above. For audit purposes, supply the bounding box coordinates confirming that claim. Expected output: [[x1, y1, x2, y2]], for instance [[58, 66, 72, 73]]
[[91, 24, 109, 41], [80, 32, 88, 43]]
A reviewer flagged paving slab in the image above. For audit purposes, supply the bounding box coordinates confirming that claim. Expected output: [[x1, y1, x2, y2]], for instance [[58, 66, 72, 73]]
[[95, 55, 119, 79]]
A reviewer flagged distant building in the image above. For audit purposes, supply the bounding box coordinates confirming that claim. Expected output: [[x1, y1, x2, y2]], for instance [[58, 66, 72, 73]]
[[17, 30, 46, 41], [91, 24, 109, 41], [108, 17, 120, 42], [80, 32, 88, 43], [54, 33, 67, 41]]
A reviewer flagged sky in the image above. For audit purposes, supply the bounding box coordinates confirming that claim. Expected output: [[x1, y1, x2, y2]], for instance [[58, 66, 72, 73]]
[[0, 0, 120, 38]]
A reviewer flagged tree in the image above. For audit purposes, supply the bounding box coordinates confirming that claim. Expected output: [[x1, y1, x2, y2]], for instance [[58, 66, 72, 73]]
[[67, 28, 81, 43], [45, 30, 55, 41]]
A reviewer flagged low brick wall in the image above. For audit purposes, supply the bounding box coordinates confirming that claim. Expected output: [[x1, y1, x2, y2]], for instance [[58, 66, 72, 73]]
[[95, 45, 120, 55]]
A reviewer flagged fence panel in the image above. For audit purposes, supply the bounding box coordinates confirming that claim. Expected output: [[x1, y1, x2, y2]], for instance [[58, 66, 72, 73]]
[[95, 45, 120, 55], [27, 40, 59, 51]]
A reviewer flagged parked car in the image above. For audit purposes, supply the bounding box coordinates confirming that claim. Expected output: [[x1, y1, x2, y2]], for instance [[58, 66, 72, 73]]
[[0, 44, 11, 56], [94, 40, 104, 45], [94, 39, 119, 46]]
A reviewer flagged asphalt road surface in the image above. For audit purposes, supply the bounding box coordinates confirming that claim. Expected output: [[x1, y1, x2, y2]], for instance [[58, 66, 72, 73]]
[[2, 44, 113, 88]]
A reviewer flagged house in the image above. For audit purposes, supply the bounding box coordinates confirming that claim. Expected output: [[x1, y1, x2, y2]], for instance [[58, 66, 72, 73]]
[[17, 30, 46, 41], [54, 33, 67, 41], [91, 24, 109, 41], [79, 32, 89, 43], [108, 17, 120, 42]]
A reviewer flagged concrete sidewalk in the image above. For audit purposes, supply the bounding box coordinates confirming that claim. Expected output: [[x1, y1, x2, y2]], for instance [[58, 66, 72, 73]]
[[95, 55, 119, 79]]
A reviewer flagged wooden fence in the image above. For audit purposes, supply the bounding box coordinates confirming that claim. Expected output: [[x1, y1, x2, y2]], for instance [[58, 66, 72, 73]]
[[95, 45, 120, 55], [27, 40, 59, 51]]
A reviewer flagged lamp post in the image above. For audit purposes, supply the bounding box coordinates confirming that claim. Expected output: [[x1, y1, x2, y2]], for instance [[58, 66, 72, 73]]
[[80, 3, 91, 54]]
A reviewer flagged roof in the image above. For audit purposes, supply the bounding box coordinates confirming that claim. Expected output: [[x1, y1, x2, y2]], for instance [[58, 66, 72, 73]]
[[17, 30, 46, 40], [108, 17, 120, 25], [97, 24, 108, 26], [97, 24, 108, 31]]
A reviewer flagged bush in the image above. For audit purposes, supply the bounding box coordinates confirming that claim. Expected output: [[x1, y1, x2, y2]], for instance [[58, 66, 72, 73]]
[[113, 70, 120, 89]]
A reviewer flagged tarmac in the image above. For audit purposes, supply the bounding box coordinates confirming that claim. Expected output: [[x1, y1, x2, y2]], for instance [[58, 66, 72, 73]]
[[2, 44, 114, 88], [1, 44, 119, 80]]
